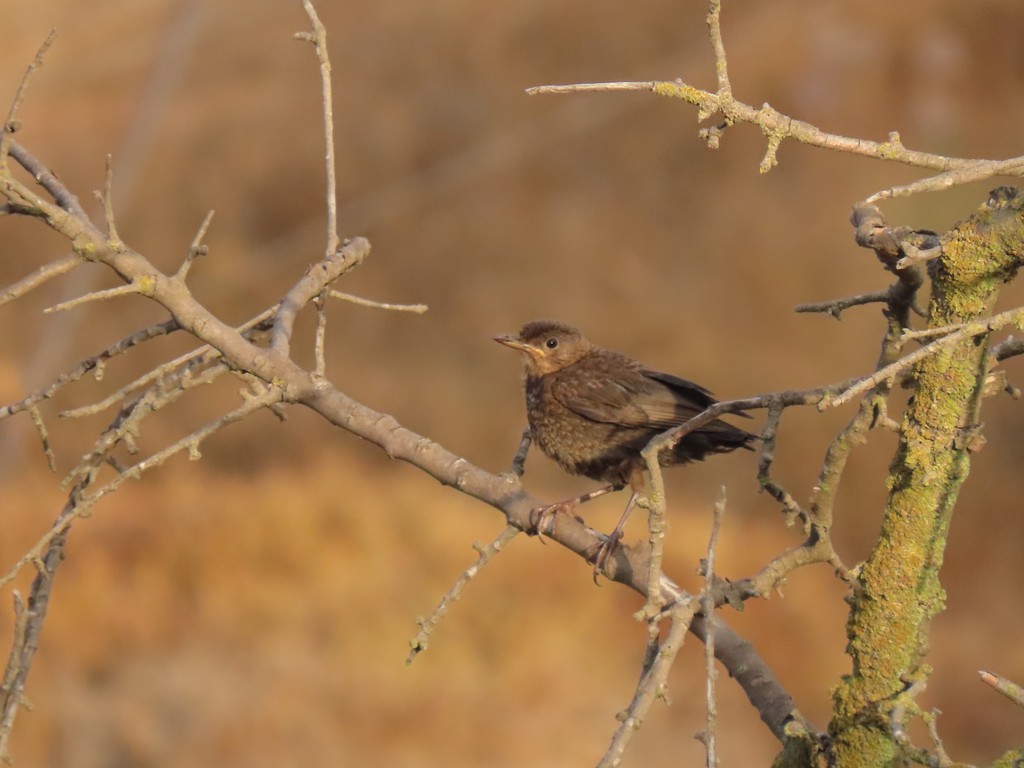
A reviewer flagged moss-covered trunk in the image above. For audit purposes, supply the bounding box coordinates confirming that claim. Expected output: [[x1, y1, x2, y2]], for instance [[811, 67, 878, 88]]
[[829, 188, 1024, 766]]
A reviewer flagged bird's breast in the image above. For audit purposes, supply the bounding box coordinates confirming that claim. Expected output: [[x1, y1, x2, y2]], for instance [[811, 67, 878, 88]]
[[524, 375, 640, 485]]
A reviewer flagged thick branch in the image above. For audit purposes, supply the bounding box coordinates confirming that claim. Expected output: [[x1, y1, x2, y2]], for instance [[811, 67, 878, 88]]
[[830, 187, 1024, 765]]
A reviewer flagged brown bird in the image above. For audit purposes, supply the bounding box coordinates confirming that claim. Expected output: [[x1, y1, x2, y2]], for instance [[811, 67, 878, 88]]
[[495, 319, 755, 568]]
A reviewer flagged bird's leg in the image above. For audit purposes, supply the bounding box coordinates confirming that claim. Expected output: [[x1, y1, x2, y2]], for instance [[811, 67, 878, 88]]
[[530, 483, 618, 541], [591, 490, 639, 582], [509, 426, 532, 476]]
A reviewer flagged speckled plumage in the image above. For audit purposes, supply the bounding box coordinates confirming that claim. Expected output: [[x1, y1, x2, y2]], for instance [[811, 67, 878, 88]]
[[496, 320, 755, 491]]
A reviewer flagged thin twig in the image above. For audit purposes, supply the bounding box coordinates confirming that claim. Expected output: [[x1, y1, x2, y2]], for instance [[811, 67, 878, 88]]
[[868, 157, 1024, 204], [923, 711, 953, 768], [78, 387, 280, 509], [756, 397, 806, 525], [890, 679, 940, 768], [821, 305, 1024, 409], [979, 670, 1024, 709], [526, 77, 1023, 201], [993, 337, 1024, 362], [62, 361, 231, 489], [297, 1, 340, 257], [0, 255, 81, 310], [6, 140, 94, 221], [270, 237, 370, 357], [0, 30, 57, 168], [314, 290, 328, 376], [175, 209, 214, 282], [526, 81, 987, 174], [0, 591, 28, 763], [328, 290, 427, 313], [42, 280, 146, 314], [598, 601, 695, 767], [57, 308, 273, 419], [636, 458, 667, 617], [901, 324, 965, 343], [895, 240, 943, 270], [406, 525, 520, 664], [98, 155, 121, 246], [0, 468, 95, 760], [701, 488, 726, 768], [26, 406, 55, 472], [706, 0, 731, 98], [795, 289, 891, 319], [0, 319, 179, 421]]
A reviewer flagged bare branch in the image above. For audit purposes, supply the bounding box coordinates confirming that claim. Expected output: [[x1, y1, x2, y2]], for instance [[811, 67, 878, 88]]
[[81, 386, 280, 509], [0, 592, 28, 763], [97, 154, 121, 246], [705, 0, 731, 98], [701, 489, 726, 768], [599, 601, 696, 767], [0, 319, 179, 421], [42, 279, 146, 314], [868, 157, 1024, 204], [795, 289, 891, 319], [297, 0, 340, 257], [923, 712, 954, 768], [270, 237, 370, 357], [979, 670, 1024, 709], [313, 291, 328, 377], [62, 360, 231, 488], [328, 290, 427, 314], [992, 337, 1024, 363], [5, 140, 93, 222], [895, 240, 943, 270], [175, 209, 214, 283], [0, 30, 57, 168], [901, 324, 964, 344], [526, 81, 988, 177], [407, 525, 521, 664], [756, 398, 806, 525], [638, 448, 669, 616], [890, 679, 941, 768], [821, 305, 1024, 410], [0, 463, 99, 759], [57, 308, 272, 420], [26, 406, 55, 472], [0, 254, 81, 310]]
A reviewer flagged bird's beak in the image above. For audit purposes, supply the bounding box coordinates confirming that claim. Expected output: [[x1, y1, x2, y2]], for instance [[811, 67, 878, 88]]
[[493, 334, 530, 352]]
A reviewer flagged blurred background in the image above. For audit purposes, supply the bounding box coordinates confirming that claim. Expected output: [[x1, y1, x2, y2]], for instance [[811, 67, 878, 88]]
[[1, 0, 1023, 765]]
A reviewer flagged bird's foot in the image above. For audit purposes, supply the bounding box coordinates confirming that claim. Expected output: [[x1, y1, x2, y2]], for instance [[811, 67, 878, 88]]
[[528, 502, 574, 543], [590, 530, 623, 584]]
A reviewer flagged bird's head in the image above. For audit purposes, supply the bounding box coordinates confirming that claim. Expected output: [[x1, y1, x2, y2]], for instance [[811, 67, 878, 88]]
[[494, 319, 593, 375]]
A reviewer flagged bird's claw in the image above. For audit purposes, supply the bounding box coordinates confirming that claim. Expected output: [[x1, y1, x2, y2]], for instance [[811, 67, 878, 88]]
[[528, 502, 572, 543], [591, 530, 623, 584]]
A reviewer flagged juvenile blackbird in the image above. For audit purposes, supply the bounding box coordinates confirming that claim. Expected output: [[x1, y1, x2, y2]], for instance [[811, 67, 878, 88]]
[[495, 319, 755, 565]]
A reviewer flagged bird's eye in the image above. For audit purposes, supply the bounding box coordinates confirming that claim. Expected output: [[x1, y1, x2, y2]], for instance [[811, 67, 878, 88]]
[[545, 337, 559, 350]]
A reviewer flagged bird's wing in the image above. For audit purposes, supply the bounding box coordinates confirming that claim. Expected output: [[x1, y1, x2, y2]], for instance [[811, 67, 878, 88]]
[[551, 364, 712, 428]]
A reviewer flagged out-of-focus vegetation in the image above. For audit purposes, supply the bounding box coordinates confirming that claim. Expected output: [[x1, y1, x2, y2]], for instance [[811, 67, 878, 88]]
[[1, 0, 1023, 764]]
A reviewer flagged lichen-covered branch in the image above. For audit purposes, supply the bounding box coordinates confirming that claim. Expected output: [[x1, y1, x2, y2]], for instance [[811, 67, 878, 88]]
[[829, 188, 1024, 766]]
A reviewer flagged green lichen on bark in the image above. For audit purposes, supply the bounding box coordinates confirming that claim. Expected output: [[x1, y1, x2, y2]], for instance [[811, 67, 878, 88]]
[[829, 188, 1024, 767]]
